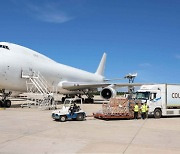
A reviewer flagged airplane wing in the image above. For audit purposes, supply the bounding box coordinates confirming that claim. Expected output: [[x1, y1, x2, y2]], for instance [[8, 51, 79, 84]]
[[60, 82, 110, 90], [114, 83, 145, 87], [60, 81, 146, 91]]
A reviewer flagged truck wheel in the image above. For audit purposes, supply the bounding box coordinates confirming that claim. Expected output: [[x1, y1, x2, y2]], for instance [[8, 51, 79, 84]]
[[59, 116, 67, 122], [76, 113, 84, 121], [154, 109, 162, 119]]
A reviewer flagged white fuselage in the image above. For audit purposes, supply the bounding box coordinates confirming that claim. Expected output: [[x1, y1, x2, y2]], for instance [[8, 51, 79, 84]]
[[0, 42, 104, 94]]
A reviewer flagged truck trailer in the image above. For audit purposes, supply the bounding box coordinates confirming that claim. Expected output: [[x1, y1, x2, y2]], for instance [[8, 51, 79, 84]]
[[136, 84, 180, 118]]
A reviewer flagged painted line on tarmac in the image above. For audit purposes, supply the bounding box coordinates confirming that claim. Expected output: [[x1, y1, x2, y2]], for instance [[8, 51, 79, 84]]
[[123, 119, 147, 154], [0, 108, 6, 110]]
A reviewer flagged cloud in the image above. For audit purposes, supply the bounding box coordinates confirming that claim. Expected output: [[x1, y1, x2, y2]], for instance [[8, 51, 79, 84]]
[[175, 54, 180, 59], [27, 3, 73, 23], [139, 63, 152, 67]]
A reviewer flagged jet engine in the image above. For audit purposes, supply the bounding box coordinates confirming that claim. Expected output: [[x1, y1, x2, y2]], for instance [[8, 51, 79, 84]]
[[100, 86, 117, 99]]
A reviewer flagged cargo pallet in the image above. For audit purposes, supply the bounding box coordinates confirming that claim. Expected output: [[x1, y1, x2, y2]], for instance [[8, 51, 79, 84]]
[[93, 98, 135, 120], [93, 112, 134, 120]]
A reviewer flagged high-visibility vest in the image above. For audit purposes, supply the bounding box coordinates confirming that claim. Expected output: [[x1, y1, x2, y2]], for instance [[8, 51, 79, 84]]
[[134, 105, 139, 112], [145, 104, 149, 112], [141, 104, 146, 113]]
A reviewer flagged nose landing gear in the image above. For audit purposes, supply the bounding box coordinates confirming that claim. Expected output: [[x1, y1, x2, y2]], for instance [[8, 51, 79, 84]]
[[0, 90, 12, 108]]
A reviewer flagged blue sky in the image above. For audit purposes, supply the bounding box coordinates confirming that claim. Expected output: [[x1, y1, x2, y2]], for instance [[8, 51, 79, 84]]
[[1, 0, 180, 83]]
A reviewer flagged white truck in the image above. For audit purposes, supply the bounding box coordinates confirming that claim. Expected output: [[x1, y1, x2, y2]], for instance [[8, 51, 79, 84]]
[[136, 84, 180, 118]]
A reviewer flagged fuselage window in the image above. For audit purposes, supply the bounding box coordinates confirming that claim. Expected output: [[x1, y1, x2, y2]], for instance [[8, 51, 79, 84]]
[[0, 45, 10, 50], [6, 46, 9, 50]]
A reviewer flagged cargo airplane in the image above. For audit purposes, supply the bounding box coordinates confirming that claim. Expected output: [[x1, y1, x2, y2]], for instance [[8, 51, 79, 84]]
[[0, 42, 142, 107]]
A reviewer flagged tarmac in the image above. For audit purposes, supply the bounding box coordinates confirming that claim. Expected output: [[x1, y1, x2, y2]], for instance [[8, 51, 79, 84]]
[[0, 102, 180, 154]]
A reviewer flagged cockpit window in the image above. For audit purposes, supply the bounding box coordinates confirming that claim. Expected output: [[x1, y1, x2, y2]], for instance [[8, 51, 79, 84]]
[[0, 45, 10, 50]]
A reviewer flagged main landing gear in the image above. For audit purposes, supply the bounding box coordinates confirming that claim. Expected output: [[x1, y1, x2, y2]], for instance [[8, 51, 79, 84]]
[[0, 90, 12, 108], [61, 95, 75, 103], [84, 93, 94, 103], [61, 95, 94, 104], [61, 90, 95, 104], [84, 98, 94, 103]]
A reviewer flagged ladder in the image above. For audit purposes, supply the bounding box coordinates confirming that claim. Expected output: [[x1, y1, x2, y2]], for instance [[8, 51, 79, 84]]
[[21, 71, 56, 109]]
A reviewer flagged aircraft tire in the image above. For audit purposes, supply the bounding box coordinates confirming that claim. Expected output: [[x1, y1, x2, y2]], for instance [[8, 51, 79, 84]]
[[61, 97, 65, 103], [0, 100, 3, 107], [4, 100, 11, 108], [84, 98, 94, 104]]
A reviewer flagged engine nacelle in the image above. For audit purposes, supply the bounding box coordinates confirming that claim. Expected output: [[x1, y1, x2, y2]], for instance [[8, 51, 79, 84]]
[[100, 87, 117, 99]]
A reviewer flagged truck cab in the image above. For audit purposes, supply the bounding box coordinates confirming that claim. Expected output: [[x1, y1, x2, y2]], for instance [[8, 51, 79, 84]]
[[136, 85, 164, 118]]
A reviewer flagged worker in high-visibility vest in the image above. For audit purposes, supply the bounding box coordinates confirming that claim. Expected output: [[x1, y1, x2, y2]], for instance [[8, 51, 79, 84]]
[[141, 103, 146, 120], [145, 101, 149, 119], [134, 102, 139, 120]]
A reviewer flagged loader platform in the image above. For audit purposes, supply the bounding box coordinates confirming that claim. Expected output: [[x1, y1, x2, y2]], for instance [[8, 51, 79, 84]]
[[93, 98, 134, 120], [93, 112, 133, 120]]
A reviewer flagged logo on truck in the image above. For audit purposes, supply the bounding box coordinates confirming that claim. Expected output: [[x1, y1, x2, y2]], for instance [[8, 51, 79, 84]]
[[153, 97, 161, 102], [172, 93, 180, 98]]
